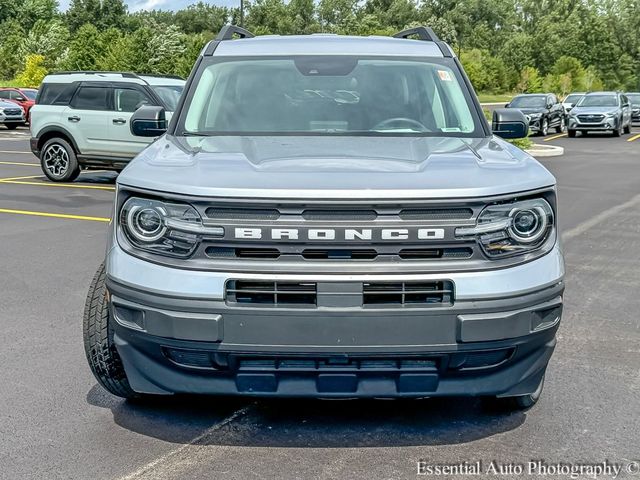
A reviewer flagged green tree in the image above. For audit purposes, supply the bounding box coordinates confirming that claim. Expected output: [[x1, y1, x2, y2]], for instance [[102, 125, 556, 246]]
[[19, 19, 70, 70], [517, 66, 543, 93], [16, 54, 48, 86], [0, 20, 25, 79], [58, 23, 104, 70]]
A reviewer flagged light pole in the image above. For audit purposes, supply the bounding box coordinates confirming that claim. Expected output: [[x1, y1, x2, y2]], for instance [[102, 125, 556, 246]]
[[240, 0, 244, 27]]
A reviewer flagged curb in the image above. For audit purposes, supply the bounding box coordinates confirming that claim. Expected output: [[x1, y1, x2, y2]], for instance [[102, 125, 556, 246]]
[[525, 144, 564, 157]]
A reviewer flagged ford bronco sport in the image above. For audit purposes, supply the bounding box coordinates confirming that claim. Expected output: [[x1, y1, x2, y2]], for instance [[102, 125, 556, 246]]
[[84, 25, 564, 410], [30, 72, 185, 182]]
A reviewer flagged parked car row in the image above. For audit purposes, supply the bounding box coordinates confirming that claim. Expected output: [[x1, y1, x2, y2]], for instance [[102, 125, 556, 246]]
[[0, 87, 38, 128], [505, 91, 636, 137]]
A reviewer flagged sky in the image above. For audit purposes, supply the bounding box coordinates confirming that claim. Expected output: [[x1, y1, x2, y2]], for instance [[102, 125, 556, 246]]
[[58, 0, 239, 12]]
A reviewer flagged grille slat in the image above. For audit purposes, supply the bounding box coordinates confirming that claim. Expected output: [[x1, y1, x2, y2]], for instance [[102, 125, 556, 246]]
[[363, 281, 454, 306], [227, 280, 318, 306]]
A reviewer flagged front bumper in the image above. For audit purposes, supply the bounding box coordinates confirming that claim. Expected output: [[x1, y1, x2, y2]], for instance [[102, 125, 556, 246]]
[[105, 244, 565, 398], [30, 137, 40, 156], [0, 114, 25, 124], [568, 117, 618, 131]]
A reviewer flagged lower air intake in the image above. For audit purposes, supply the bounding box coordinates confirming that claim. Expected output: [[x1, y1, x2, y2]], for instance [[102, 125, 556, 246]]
[[363, 281, 454, 306]]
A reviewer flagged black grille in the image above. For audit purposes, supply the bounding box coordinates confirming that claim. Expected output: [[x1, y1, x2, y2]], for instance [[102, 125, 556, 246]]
[[207, 246, 473, 261], [236, 356, 438, 372], [302, 210, 377, 221], [399, 208, 473, 220], [577, 114, 604, 122], [226, 280, 317, 306], [363, 281, 454, 305], [161, 350, 512, 373], [302, 249, 378, 260], [4, 108, 22, 116], [205, 207, 280, 220]]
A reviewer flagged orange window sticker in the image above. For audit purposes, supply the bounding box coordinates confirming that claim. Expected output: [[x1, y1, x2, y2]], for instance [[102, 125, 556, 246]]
[[438, 70, 452, 81]]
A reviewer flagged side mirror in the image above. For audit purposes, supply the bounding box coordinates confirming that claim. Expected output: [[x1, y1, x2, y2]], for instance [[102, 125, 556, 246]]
[[504, 103, 510, 108], [547, 104, 553, 109], [570, 103, 575, 108], [492, 108, 529, 139], [130, 105, 167, 137], [15, 96, 26, 102]]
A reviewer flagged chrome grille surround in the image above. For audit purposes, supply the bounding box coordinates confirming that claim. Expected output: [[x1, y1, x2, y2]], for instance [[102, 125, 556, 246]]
[[115, 187, 557, 274]]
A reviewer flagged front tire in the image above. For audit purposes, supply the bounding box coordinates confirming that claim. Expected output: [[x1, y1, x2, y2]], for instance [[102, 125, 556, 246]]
[[539, 118, 549, 136], [612, 127, 621, 137], [567, 129, 576, 138], [623, 122, 631, 134], [556, 117, 566, 133], [5, 123, 18, 130], [83, 264, 139, 399], [40, 137, 81, 182]]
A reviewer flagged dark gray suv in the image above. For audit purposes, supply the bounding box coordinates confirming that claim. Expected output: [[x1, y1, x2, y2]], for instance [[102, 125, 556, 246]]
[[567, 91, 632, 137], [83, 25, 564, 410], [506, 93, 566, 136]]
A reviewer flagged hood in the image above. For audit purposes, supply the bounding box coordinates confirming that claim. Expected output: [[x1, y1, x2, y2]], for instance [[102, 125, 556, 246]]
[[571, 106, 619, 115], [117, 135, 555, 199], [0, 100, 23, 109]]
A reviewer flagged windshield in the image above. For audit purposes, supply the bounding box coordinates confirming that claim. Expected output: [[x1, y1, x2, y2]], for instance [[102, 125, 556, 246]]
[[577, 95, 618, 107], [181, 56, 479, 136], [151, 85, 184, 111], [564, 94, 583, 104], [22, 89, 38, 100], [628, 94, 640, 107], [509, 96, 546, 108]]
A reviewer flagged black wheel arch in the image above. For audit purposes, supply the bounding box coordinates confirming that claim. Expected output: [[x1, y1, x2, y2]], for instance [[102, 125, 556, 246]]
[[36, 126, 81, 155]]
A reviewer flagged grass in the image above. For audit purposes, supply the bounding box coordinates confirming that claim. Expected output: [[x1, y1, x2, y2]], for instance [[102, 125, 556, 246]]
[[477, 93, 514, 104]]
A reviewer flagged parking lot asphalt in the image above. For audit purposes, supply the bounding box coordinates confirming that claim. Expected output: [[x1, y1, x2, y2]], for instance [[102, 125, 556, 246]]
[[0, 125, 639, 480]]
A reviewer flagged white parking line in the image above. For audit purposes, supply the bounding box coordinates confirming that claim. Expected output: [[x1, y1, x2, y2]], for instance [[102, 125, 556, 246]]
[[117, 405, 253, 480]]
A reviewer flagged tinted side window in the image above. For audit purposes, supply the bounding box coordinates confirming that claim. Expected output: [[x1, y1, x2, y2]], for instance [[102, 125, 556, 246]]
[[0, 90, 10, 99], [38, 83, 75, 105], [70, 86, 111, 111], [114, 88, 151, 112]]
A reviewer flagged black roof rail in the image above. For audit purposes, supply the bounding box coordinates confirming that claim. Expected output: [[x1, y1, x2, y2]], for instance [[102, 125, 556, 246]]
[[51, 71, 139, 77], [216, 24, 255, 41], [136, 73, 184, 80], [393, 26, 440, 42], [204, 24, 255, 56]]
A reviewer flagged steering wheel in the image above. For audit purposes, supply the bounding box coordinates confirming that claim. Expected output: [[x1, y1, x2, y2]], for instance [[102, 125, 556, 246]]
[[372, 117, 429, 132]]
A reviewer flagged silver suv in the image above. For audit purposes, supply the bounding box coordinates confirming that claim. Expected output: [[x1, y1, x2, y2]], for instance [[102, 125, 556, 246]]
[[567, 91, 633, 137], [84, 26, 564, 410], [0, 99, 25, 129], [30, 72, 185, 181]]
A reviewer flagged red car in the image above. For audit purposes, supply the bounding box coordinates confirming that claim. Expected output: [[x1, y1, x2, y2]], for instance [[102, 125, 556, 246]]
[[0, 87, 38, 122]]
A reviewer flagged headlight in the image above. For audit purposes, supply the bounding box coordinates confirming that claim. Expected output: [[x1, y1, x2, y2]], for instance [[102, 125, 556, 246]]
[[528, 113, 542, 119], [120, 197, 223, 257], [455, 198, 554, 258], [0, 107, 4, 114]]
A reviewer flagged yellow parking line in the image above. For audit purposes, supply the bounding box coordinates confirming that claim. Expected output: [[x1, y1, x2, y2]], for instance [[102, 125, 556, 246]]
[[0, 174, 43, 181], [0, 208, 110, 222], [627, 133, 640, 142], [544, 133, 568, 142], [0, 180, 115, 191]]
